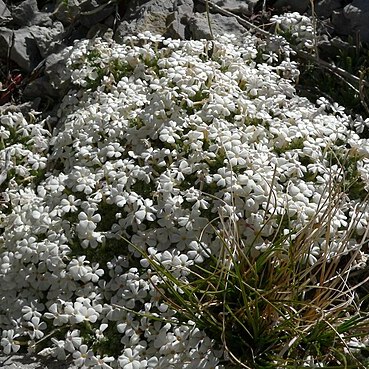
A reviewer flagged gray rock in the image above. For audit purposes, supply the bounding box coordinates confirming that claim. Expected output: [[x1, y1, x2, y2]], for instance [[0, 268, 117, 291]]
[[332, 0, 369, 43], [0, 20, 66, 73], [23, 74, 59, 99], [12, 0, 52, 27], [213, 0, 259, 15], [165, 12, 187, 39], [114, 0, 178, 42], [273, 0, 310, 13], [24, 48, 74, 99], [30, 22, 65, 58], [315, 0, 342, 18], [188, 12, 247, 40], [0, 0, 11, 25], [79, 0, 116, 28], [344, 0, 369, 26], [114, 0, 248, 41], [114, 20, 133, 42], [165, 0, 194, 39], [348, 0, 369, 13], [0, 27, 40, 72], [123, 0, 177, 20], [52, 1, 79, 25]]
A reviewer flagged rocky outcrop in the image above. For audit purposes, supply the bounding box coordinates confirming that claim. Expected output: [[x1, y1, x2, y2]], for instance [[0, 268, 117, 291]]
[[0, 0, 11, 25], [0, 0, 262, 106], [0, 0, 369, 111], [12, 0, 52, 27], [332, 0, 369, 43], [114, 0, 252, 41], [0, 0, 369, 113], [213, 0, 259, 15]]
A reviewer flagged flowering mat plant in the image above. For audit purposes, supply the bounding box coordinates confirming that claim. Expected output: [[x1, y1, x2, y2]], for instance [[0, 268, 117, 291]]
[[1, 28, 369, 368]]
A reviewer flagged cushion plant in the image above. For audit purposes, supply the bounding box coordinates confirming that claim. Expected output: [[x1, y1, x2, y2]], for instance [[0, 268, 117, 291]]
[[1, 28, 369, 368]]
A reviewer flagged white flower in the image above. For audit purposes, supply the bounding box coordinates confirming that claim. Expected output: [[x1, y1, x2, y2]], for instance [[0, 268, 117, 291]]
[[64, 301, 100, 324], [44, 302, 70, 326], [118, 348, 144, 369], [73, 344, 94, 367], [159, 121, 181, 144], [352, 115, 369, 134], [305, 243, 321, 265], [134, 198, 157, 224], [1, 30, 369, 369], [1, 329, 20, 354], [76, 209, 101, 233], [68, 166, 97, 195], [50, 337, 67, 360], [68, 256, 92, 281], [65, 329, 82, 352], [0, 125, 10, 139], [27, 316, 47, 340], [160, 250, 194, 277], [60, 194, 81, 213], [177, 209, 208, 231], [84, 262, 104, 283], [90, 354, 115, 369], [27, 152, 47, 171], [21, 301, 44, 320], [187, 241, 211, 263]]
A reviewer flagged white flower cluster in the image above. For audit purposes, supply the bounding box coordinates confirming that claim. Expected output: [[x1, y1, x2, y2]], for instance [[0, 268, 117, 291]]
[[0, 111, 49, 186], [271, 12, 316, 51], [1, 31, 369, 367]]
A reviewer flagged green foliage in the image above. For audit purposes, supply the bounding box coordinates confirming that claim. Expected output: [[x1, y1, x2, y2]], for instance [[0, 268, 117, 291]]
[[129, 191, 369, 368], [83, 51, 135, 90], [91, 323, 123, 356], [326, 144, 368, 201], [274, 137, 305, 156]]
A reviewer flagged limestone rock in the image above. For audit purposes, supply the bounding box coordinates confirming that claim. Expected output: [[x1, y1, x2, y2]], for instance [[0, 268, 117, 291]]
[[332, 0, 369, 43], [24, 48, 74, 99], [30, 22, 65, 58], [114, 0, 249, 41], [0, 100, 41, 116], [345, 2, 369, 43], [114, 0, 181, 42], [0, 20, 66, 72], [165, 0, 194, 39], [52, 0, 80, 25], [318, 36, 357, 59], [44, 48, 73, 92], [188, 12, 246, 40], [12, 0, 52, 27], [213, 0, 259, 15], [0, 27, 40, 72], [86, 23, 114, 39], [0, 0, 11, 25]]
